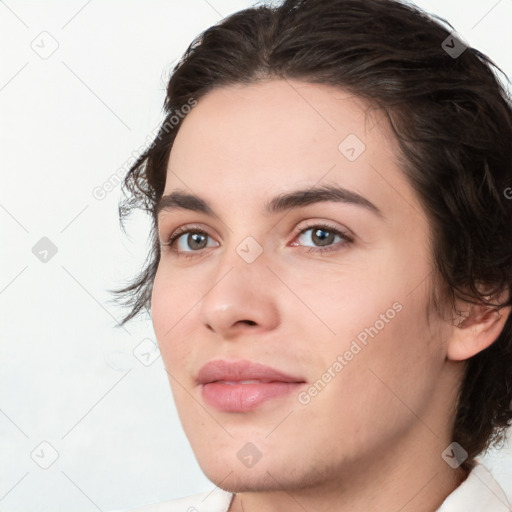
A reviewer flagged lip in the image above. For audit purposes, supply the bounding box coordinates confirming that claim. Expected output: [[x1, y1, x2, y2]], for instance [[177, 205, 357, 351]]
[[197, 359, 306, 412]]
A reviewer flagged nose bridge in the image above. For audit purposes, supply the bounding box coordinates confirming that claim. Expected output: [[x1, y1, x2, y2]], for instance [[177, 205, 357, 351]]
[[197, 233, 280, 336], [213, 210, 269, 279]]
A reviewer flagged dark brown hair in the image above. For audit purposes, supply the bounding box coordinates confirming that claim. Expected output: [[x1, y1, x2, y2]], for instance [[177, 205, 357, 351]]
[[110, 0, 512, 468]]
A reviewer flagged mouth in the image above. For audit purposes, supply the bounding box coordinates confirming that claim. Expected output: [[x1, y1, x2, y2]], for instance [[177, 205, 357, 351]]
[[197, 359, 306, 412]]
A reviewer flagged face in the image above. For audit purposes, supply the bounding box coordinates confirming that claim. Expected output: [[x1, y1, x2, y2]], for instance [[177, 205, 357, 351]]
[[151, 79, 457, 492]]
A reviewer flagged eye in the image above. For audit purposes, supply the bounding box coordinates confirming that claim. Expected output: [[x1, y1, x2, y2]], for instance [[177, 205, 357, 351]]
[[291, 222, 353, 254], [161, 224, 218, 258], [160, 221, 353, 259]]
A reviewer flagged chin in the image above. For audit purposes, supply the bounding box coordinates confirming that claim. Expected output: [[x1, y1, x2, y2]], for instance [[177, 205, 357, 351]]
[[196, 451, 335, 495], [204, 464, 300, 494]]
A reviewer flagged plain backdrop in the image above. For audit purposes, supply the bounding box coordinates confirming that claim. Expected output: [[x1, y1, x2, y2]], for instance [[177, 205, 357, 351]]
[[1, 1, 511, 511]]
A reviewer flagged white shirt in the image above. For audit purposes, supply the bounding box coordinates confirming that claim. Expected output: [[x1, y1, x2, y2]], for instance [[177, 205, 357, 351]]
[[120, 462, 511, 512]]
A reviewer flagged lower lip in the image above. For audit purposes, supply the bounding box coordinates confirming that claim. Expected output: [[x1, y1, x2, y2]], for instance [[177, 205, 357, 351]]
[[202, 382, 303, 412]]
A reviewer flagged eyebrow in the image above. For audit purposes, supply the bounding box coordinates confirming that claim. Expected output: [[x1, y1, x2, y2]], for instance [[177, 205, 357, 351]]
[[155, 184, 384, 220]]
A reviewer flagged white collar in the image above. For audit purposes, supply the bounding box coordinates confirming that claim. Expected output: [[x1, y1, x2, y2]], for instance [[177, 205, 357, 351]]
[[436, 461, 511, 511]]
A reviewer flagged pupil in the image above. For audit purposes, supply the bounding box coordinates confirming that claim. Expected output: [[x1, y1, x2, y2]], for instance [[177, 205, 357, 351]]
[[313, 228, 334, 246], [189, 233, 206, 249]]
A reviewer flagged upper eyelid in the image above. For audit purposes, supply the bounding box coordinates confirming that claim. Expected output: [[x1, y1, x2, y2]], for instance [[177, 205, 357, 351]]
[[161, 222, 209, 237], [297, 220, 352, 236]]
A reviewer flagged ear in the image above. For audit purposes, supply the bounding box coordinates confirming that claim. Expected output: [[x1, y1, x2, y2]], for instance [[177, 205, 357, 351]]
[[447, 290, 511, 361]]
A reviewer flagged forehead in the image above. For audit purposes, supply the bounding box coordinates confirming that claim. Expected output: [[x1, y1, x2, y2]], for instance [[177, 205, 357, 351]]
[[170, 79, 384, 166], [163, 79, 421, 219]]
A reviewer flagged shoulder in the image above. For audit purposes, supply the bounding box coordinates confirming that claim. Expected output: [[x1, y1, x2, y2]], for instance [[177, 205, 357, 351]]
[[117, 489, 234, 512], [437, 461, 511, 512]]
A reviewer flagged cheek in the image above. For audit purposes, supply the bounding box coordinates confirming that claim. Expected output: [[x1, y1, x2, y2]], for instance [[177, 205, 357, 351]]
[[282, 257, 401, 347], [337, 300, 438, 414], [295, 255, 439, 410], [150, 267, 174, 342], [150, 266, 198, 364], [297, 301, 438, 458]]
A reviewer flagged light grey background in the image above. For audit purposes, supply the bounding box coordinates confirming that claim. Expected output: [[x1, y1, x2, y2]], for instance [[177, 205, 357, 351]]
[[1, 1, 511, 511]]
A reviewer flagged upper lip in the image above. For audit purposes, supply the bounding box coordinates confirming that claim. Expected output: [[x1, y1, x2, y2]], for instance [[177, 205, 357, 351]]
[[196, 359, 305, 384]]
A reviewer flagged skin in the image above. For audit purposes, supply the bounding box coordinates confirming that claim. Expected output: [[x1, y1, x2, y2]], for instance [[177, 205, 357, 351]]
[[150, 79, 510, 512]]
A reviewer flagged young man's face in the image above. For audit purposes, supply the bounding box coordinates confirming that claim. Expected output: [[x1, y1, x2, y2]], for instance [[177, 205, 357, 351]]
[[151, 79, 462, 493]]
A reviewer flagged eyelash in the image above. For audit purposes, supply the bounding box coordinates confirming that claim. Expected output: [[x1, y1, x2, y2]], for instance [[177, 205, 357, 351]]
[[161, 222, 353, 259]]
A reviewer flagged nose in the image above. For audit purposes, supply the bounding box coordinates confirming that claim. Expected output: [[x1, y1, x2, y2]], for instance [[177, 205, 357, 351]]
[[198, 251, 281, 340]]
